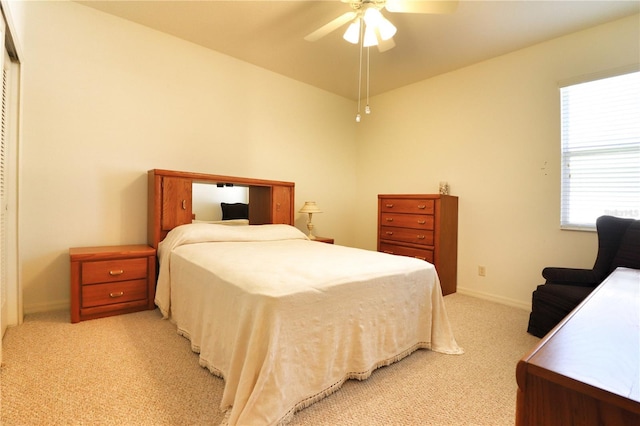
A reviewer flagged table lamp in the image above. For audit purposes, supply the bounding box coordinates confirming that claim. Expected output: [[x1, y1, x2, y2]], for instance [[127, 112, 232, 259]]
[[299, 201, 322, 240]]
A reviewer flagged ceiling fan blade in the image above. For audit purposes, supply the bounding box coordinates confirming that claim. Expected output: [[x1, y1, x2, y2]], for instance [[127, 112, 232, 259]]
[[304, 11, 358, 42], [385, 0, 459, 14]]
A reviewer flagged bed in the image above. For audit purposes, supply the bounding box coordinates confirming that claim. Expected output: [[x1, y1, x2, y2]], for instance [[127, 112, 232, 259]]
[[155, 222, 463, 425]]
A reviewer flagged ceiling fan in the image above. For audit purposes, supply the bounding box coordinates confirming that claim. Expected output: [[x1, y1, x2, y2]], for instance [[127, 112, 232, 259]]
[[304, 0, 459, 52]]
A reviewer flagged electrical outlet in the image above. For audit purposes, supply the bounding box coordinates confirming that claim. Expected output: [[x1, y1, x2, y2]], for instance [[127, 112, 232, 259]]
[[478, 266, 486, 277]]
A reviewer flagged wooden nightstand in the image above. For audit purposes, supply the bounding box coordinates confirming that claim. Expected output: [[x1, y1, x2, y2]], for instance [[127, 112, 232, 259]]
[[69, 244, 156, 323], [312, 236, 334, 244]]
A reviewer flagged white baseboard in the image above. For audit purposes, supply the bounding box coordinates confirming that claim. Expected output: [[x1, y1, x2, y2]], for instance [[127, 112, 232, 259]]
[[457, 287, 531, 311], [24, 300, 69, 315]]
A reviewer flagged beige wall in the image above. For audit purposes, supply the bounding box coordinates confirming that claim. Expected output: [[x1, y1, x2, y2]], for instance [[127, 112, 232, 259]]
[[354, 14, 639, 308], [15, 1, 357, 313], [8, 0, 639, 313]]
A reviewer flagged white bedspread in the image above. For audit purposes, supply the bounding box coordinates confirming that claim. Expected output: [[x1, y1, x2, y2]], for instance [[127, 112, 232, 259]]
[[156, 224, 462, 425]]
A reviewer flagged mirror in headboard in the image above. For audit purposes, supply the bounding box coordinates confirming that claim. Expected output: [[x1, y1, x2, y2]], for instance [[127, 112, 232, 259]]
[[147, 169, 295, 249], [192, 183, 249, 222]]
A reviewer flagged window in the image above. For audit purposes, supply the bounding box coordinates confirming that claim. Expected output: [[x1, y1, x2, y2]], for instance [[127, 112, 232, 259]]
[[560, 71, 640, 230]]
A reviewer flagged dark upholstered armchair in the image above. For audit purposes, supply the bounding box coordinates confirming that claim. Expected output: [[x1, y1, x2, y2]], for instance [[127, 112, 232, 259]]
[[527, 215, 640, 338]]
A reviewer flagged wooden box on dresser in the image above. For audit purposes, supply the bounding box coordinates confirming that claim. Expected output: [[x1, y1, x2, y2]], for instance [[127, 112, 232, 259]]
[[69, 245, 156, 323], [378, 194, 458, 295]]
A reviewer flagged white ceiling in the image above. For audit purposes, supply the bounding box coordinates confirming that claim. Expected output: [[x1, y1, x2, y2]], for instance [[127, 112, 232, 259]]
[[77, 0, 640, 100]]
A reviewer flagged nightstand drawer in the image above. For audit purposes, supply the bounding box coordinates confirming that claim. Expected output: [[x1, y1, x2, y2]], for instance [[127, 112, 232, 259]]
[[379, 226, 434, 246], [379, 243, 434, 263], [82, 279, 148, 308], [81, 258, 148, 285]]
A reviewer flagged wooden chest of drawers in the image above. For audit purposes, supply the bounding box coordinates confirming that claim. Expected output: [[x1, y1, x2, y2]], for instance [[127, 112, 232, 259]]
[[69, 245, 156, 323], [378, 194, 458, 295]]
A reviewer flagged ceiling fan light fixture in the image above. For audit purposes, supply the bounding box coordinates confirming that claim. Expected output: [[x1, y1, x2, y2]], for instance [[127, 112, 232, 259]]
[[343, 19, 361, 44], [363, 7, 383, 26], [362, 7, 396, 45], [304, 0, 461, 121], [363, 24, 378, 47], [377, 18, 397, 41]]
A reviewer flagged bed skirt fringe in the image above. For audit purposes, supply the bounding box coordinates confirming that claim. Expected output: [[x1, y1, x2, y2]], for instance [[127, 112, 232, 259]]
[[177, 327, 444, 425], [275, 341, 434, 425]]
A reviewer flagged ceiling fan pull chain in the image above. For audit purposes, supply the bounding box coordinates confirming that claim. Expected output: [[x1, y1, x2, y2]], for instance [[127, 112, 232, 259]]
[[356, 17, 364, 123], [365, 45, 371, 115]]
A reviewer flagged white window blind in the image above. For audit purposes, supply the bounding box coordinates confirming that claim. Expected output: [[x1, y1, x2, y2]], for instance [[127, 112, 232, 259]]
[[560, 71, 640, 230]]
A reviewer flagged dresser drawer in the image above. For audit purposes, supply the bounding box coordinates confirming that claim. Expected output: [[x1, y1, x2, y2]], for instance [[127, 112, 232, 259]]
[[81, 279, 148, 308], [380, 213, 434, 230], [379, 243, 434, 263], [380, 198, 435, 214], [81, 258, 148, 285], [380, 226, 434, 246]]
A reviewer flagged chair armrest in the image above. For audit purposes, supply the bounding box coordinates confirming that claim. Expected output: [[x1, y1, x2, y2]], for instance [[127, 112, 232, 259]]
[[542, 267, 602, 286]]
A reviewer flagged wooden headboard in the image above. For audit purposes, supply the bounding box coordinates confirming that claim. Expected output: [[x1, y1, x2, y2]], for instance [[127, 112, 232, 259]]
[[147, 169, 295, 249]]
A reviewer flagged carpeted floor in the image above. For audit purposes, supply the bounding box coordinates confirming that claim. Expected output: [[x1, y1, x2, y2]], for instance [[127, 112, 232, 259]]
[[0, 293, 539, 425]]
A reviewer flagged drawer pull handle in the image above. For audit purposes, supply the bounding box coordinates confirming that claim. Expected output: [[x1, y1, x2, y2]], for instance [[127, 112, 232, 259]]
[[386, 231, 394, 235], [383, 250, 394, 254], [182, 200, 187, 210], [417, 235, 425, 239], [417, 205, 426, 209], [385, 204, 394, 208], [109, 269, 124, 276], [415, 256, 427, 261], [109, 291, 124, 298], [417, 220, 426, 224], [385, 218, 393, 222]]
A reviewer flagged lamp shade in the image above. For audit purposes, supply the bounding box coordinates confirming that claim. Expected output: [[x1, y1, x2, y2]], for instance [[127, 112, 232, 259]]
[[343, 19, 360, 44], [363, 24, 378, 47], [299, 201, 322, 214], [377, 18, 397, 41], [363, 7, 383, 26]]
